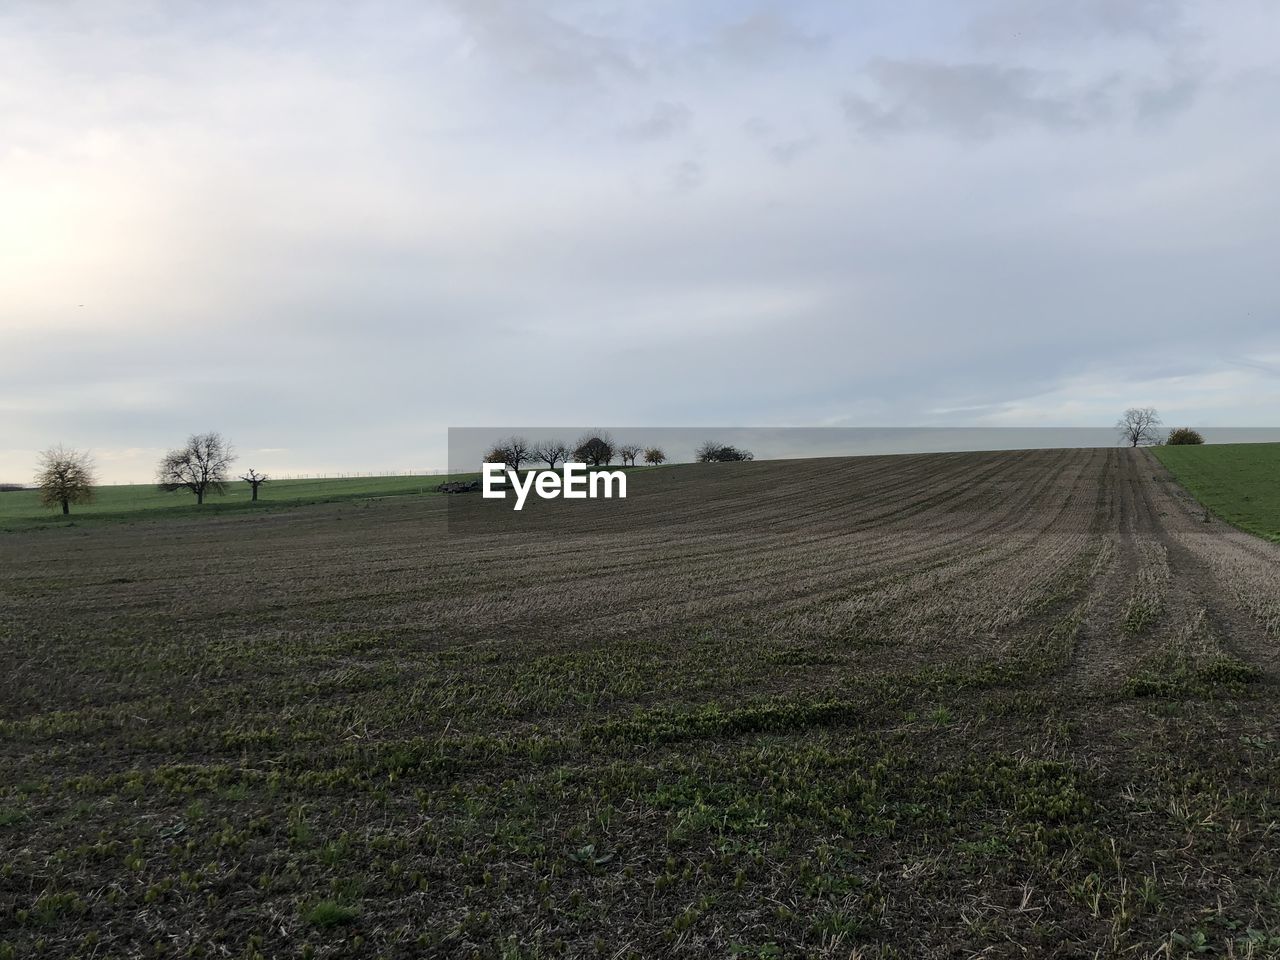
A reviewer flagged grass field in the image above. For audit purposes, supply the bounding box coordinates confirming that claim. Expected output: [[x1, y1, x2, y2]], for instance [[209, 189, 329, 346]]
[[3, 448, 1280, 958], [1154, 442, 1280, 541], [0, 474, 462, 531]]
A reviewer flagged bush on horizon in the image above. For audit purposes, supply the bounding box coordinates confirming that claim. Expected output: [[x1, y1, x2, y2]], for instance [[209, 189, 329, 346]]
[[1166, 427, 1205, 445]]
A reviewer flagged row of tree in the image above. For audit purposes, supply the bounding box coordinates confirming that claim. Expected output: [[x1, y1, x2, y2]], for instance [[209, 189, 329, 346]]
[[32, 432, 266, 515], [31, 430, 761, 516], [482, 434, 756, 469], [28, 412, 1195, 515], [482, 434, 665, 470]]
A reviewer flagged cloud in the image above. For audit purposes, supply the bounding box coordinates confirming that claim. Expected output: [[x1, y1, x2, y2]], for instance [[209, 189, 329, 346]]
[[666, 158, 705, 193], [442, 0, 642, 84], [719, 11, 823, 62], [968, 355, 1280, 426], [971, 0, 1190, 47], [743, 117, 818, 164], [1135, 57, 1204, 122], [842, 57, 1201, 139], [843, 61, 1103, 138], [1, 0, 1277, 482], [621, 100, 691, 141]]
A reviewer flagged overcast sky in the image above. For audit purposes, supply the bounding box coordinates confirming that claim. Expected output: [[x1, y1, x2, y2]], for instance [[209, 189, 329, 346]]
[[3, 0, 1279, 481]]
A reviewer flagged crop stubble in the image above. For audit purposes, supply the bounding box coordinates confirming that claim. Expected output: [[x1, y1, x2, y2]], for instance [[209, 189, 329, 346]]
[[1, 448, 1279, 958]]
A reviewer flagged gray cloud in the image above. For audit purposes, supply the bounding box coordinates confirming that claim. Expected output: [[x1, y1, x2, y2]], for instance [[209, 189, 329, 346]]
[[719, 11, 824, 62], [1134, 57, 1204, 121], [442, 0, 642, 84], [843, 61, 1102, 138], [621, 101, 692, 141], [842, 58, 1201, 138], [744, 117, 818, 164], [666, 158, 705, 193], [971, 0, 1190, 46]]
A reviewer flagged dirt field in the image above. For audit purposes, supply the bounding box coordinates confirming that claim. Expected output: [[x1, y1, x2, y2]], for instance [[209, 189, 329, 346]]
[[2, 448, 1279, 958]]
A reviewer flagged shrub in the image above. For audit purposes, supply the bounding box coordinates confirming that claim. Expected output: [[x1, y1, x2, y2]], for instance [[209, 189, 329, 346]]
[[1165, 427, 1204, 445], [696, 441, 754, 463]]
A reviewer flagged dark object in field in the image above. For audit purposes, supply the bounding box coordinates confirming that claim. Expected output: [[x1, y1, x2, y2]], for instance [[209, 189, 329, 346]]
[[437, 480, 481, 493]]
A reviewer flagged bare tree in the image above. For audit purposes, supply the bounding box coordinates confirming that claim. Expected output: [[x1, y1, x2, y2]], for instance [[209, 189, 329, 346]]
[[1116, 408, 1163, 447], [484, 436, 531, 470], [534, 439, 571, 469], [241, 468, 269, 501], [643, 447, 667, 466], [35, 446, 96, 515], [618, 443, 641, 466], [158, 432, 235, 504], [503, 435, 532, 470], [573, 432, 616, 466]]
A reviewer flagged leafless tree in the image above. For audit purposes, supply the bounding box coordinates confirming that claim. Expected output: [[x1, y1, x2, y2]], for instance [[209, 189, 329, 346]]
[[502, 436, 532, 470], [573, 432, 616, 466], [158, 432, 235, 504], [241, 468, 269, 501], [643, 447, 667, 466], [35, 446, 96, 515], [1116, 408, 1163, 447], [534, 439, 571, 469], [618, 443, 641, 466], [483, 436, 531, 470]]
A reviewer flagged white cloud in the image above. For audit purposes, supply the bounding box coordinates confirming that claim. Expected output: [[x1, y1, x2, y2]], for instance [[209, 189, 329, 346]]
[[968, 355, 1280, 426], [1, 0, 1278, 481]]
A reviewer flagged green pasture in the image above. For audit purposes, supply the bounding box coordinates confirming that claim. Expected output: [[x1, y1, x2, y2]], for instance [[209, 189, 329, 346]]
[[1154, 442, 1280, 541], [0, 474, 467, 531]]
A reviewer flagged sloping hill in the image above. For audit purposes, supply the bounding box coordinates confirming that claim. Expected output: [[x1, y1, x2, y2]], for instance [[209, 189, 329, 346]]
[[2, 448, 1279, 957], [0, 473, 462, 530]]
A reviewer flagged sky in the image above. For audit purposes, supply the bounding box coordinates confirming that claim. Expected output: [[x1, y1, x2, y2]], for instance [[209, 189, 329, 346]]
[[3, 0, 1279, 482]]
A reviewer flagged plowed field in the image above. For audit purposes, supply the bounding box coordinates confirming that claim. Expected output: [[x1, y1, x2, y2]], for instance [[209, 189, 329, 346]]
[[3, 448, 1278, 958]]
